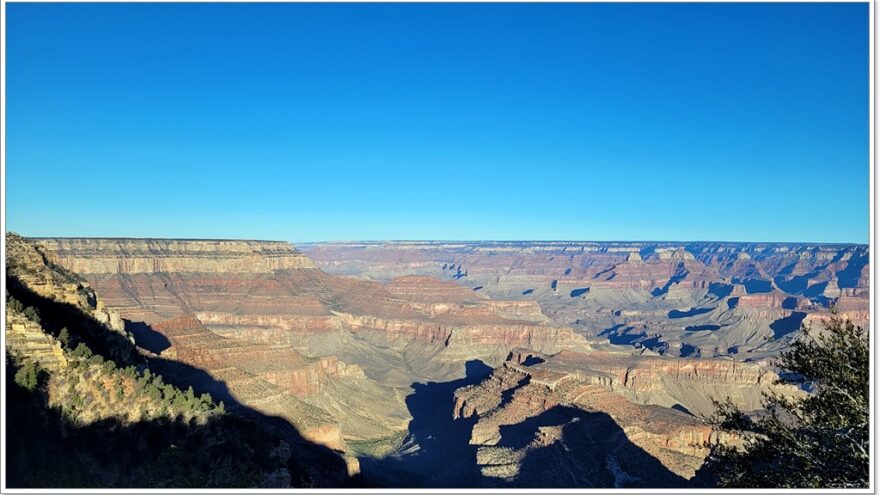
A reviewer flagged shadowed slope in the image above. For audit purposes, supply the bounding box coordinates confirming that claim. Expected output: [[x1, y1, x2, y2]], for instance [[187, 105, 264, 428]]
[[358, 360, 492, 487], [512, 406, 690, 488], [5, 233, 355, 488]]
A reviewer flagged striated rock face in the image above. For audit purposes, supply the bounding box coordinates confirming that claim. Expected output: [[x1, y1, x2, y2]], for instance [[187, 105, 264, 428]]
[[34, 238, 317, 274], [7, 233, 137, 361], [130, 312, 387, 460], [5, 235, 360, 488], [334, 311, 588, 361], [526, 349, 799, 417], [450, 350, 779, 485], [23, 235, 842, 488], [33, 237, 594, 458], [5, 309, 68, 372], [301, 241, 869, 360]]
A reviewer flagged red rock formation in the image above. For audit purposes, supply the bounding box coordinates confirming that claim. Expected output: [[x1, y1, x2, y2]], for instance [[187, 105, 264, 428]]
[[27, 237, 863, 486], [149, 314, 367, 452], [301, 241, 869, 360], [452, 358, 740, 481], [33, 238, 594, 455]]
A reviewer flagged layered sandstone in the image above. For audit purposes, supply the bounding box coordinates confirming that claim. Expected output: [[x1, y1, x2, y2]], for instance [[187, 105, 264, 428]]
[[26, 236, 856, 488], [301, 241, 869, 359], [5, 309, 68, 372], [451, 350, 780, 484], [7, 233, 136, 360], [33, 237, 593, 454], [147, 315, 370, 451], [34, 238, 316, 274]]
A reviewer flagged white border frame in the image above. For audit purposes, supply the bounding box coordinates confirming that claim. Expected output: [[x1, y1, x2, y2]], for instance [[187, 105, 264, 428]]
[[0, 1, 875, 494]]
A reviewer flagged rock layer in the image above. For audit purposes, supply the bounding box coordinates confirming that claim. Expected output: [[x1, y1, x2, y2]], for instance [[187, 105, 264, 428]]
[[27, 236, 825, 487], [451, 349, 780, 485], [34, 238, 317, 274], [301, 241, 869, 359], [32, 238, 594, 454]]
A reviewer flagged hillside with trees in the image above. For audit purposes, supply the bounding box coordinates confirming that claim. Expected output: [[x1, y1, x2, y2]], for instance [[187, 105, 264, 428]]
[[5, 233, 352, 488]]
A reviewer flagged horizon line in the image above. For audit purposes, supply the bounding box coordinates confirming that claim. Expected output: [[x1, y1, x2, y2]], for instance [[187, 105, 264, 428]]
[[15, 234, 869, 247]]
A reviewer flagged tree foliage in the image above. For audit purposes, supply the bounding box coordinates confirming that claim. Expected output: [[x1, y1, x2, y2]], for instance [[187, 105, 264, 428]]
[[71, 343, 93, 360], [58, 327, 71, 348], [14, 359, 44, 392], [23, 306, 41, 324], [7, 295, 25, 313], [704, 315, 868, 488]]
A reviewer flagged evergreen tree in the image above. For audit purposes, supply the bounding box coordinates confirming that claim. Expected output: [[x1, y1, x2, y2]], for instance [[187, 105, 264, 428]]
[[23, 306, 40, 324], [704, 315, 868, 488], [7, 295, 24, 313], [57, 328, 70, 348], [102, 360, 117, 374], [14, 360, 42, 392], [71, 343, 93, 360]]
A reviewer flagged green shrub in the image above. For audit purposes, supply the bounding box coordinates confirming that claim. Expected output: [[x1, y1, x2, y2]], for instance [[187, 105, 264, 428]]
[[14, 360, 42, 392], [101, 360, 117, 374], [22, 306, 40, 324], [57, 328, 70, 348], [71, 343, 93, 360], [146, 384, 162, 402], [7, 296, 24, 313]]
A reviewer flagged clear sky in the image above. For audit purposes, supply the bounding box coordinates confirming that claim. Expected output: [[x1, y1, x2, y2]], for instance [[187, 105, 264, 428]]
[[6, 3, 870, 243]]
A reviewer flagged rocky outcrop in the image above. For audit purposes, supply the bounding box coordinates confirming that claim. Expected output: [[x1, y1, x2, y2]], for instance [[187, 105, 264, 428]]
[[451, 350, 768, 484], [33, 237, 591, 456], [7, 233, 137, 362], [6, 234, 361, 488], [24, 235, 853, 488], [148, 314, 374, 455], [541, 349, 799, 416], [335, 312, 590, 361], [5, 308, 68, 371], [301, 241, 869, 360], [34, 238, 316, 274]]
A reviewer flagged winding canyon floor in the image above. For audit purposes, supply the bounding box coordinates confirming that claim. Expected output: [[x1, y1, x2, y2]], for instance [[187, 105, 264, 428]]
[[24, 238, 869, 487]]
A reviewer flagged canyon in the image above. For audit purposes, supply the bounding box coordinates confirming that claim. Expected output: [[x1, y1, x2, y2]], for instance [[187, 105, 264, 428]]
[[9, 236, 868, 487], [302, 241, 869, 361]]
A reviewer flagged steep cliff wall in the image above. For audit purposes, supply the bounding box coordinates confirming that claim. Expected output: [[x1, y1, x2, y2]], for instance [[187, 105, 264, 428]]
[[450, 349, 780, 484], [5, 233, 354, 487], [301, 241, 869, 360], [34, 238, 316, 274], [27, 235, 838, 488], [34, 238, 591, 372]]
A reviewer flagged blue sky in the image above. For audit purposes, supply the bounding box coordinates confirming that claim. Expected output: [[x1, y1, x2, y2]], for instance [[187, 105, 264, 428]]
[[6, 3, 870, 243]]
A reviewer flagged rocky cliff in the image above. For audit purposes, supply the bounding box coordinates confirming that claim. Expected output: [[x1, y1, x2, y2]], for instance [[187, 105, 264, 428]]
[[5, 233, 353, 488], [34, 238, 316, 274], [32, 237, 594, 459], [449, 349, 788, 485], [24, 235, 830, 488], [301, 241, 869, 360]]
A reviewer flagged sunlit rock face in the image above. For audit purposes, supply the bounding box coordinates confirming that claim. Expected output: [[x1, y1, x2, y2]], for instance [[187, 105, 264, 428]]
[[301, 241, 869, 359], [31, 237, 855, 487], [32, 239, 592, 458], [34, 238, 317, 274], [5, 234, 358, 487], [450, 349, 798, 486]]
